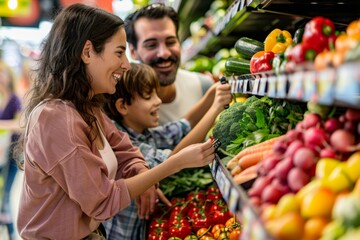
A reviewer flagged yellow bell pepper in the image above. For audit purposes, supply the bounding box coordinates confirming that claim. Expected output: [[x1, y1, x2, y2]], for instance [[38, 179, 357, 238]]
[[264, 28, 293, 54]]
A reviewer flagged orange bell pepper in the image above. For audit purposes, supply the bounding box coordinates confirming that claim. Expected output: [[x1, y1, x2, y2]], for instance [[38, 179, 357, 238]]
[[346, 19, 360, 40]]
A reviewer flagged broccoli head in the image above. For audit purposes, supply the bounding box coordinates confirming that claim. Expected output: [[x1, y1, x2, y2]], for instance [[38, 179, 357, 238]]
[[212, 101, 245, 147]]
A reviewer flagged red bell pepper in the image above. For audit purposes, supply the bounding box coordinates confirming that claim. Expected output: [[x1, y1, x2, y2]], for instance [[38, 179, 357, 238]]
[[250, 51, 275, 73], [287, 42, 320, 63], [302, 16, 336, 52]]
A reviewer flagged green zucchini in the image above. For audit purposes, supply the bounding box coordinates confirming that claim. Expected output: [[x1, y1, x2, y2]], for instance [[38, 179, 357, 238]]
[[225, 57, 250, 75], [234, 37, 264, 60]]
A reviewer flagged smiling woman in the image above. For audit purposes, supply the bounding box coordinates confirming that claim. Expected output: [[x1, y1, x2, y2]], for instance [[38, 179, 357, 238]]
[[13, 3, 216, 239]]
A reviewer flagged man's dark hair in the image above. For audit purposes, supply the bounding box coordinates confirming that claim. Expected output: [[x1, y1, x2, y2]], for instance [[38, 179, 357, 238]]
[[125, 3, 179, 49]]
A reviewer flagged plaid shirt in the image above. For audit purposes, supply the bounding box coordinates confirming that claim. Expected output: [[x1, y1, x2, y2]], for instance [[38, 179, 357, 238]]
[[103, 119, 191, 239]]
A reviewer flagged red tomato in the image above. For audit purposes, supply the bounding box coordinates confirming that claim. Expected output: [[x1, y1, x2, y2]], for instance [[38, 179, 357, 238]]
[[149, 219, 169, 232], [192, 213, 213, 232], [207, 192, 222, 201], [209, 202, 225, 213], [186, 190, 206, 203], [168, 224, 192, 239], [148, 230, 169, 240], [187, 205, 200, 218], [206, 185, 220, 194], [169, 218, 191, 227], [210, 210, 232, 225]]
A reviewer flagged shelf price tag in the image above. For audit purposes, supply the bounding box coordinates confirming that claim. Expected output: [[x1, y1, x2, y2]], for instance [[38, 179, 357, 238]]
[[317, 68, 336, 105], [252, 76, 260, 95], [243, 79, 249, 93], [227, 187, 240, 213], [303, 71, 317, 102], [258, 75, 267, 95], [267, 75, 277, 98], [288, 71, 304, 100], [276, 74, 287, 98], [335, 63, 360, 107]]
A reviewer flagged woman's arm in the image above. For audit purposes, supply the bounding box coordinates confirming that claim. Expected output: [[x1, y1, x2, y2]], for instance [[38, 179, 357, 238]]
[[124, 139, 215, 198]]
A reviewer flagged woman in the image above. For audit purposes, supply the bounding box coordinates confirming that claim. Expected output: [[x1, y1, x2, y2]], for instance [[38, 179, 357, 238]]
[[0, 60, 22, 240], [16, 4, 215, 239]]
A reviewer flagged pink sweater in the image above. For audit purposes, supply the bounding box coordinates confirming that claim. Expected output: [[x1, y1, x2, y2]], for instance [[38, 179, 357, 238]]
[[18, 99, 148, 239]]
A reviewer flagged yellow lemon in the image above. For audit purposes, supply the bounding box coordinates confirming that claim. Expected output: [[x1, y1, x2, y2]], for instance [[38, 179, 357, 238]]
[[275, 193, 300, 218], [323, 164, 354, 193], [345, 151, 360, 182], [301, 186, 336, 219], [296, 178, 325, 203], [316, 158, 341, 179]]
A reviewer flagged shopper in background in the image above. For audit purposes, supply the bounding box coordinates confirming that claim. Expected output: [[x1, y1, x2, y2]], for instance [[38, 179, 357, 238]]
[[15, 3, 216, 239], [125, 3, 216, 125], [0, 60, 22, 240], [102, 62, 231, 239]]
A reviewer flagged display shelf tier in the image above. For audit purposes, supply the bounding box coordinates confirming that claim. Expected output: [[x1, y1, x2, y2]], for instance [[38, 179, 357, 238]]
[[211, 154, 272, 240], [181, 0, 360, 62], [224, 62, 360, 109]]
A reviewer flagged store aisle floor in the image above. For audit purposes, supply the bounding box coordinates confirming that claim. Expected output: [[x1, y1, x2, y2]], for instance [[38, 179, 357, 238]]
[[0, 171, 22, 240]]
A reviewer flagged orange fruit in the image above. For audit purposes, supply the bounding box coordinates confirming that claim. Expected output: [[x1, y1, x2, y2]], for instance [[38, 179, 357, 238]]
[[265, 212, 304, 240], [303, 217, 329, 240], [301, 186, 336, 219]]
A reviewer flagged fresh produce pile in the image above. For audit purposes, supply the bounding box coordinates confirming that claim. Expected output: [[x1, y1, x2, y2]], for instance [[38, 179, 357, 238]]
[[212, 95, 305, 156], [148, 184, 241, 240], [243, 108, 360, 240], [159, 167, 214, 199]]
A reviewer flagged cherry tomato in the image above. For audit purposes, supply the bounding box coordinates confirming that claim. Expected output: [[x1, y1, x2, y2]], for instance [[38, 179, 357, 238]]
[[186, 190, 206, 204], [187, 205, 201, 218], [169, 218, 191, 227], [148, 230, 169, 240], [196, 227, 212, 237], [229, 229, 241, 240], [211, 224, 225, 236], [199, 236, 215, 240], [210, 210, 231, 225], [209, 201, 225, 213], [225, 217, 241, 232], [213, 227, 230, 239], [192, 213, 213, 232], [168, 224, 192, 239], [184, 235, 199, 240], [149, 218, 169, 232], [208, 193, 222, 202], [206, 185, 220, 195]]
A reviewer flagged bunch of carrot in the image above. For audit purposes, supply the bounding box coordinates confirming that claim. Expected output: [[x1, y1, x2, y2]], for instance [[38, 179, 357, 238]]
[[226, 136, 284, 184]]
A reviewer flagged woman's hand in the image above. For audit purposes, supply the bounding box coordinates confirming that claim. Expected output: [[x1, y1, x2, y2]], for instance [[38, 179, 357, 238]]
[[175, 139, 215, 169], [135, 185, 157, 220]]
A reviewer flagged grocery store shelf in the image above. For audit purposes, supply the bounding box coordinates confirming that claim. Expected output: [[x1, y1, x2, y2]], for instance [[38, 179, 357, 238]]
[[224, 62, 360, 109], [181, 0, 360, 62], [211, 154, 271, 239]]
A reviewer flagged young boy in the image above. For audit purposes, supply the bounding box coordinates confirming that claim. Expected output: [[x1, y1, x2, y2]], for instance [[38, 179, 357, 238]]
[[102, 63, 231, 239]]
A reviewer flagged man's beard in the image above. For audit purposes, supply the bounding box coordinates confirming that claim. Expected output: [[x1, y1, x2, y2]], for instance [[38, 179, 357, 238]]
[[139, 55, 180, 86]]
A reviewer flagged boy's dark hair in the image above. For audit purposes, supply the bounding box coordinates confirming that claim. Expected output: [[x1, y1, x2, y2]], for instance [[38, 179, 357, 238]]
[[124, 3, 179, 49], [103, 63, 160, 121]]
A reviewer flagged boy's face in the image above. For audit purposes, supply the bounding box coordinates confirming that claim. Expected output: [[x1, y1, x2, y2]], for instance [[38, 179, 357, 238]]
[[122, 90, 162, 133]]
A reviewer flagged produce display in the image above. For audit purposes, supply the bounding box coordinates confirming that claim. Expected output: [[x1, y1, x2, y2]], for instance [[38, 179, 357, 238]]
[[181, 5, 360, 238], [147, 184, 242, 240], [242, 108, 360, 240], [212, 95, 304, 156]]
